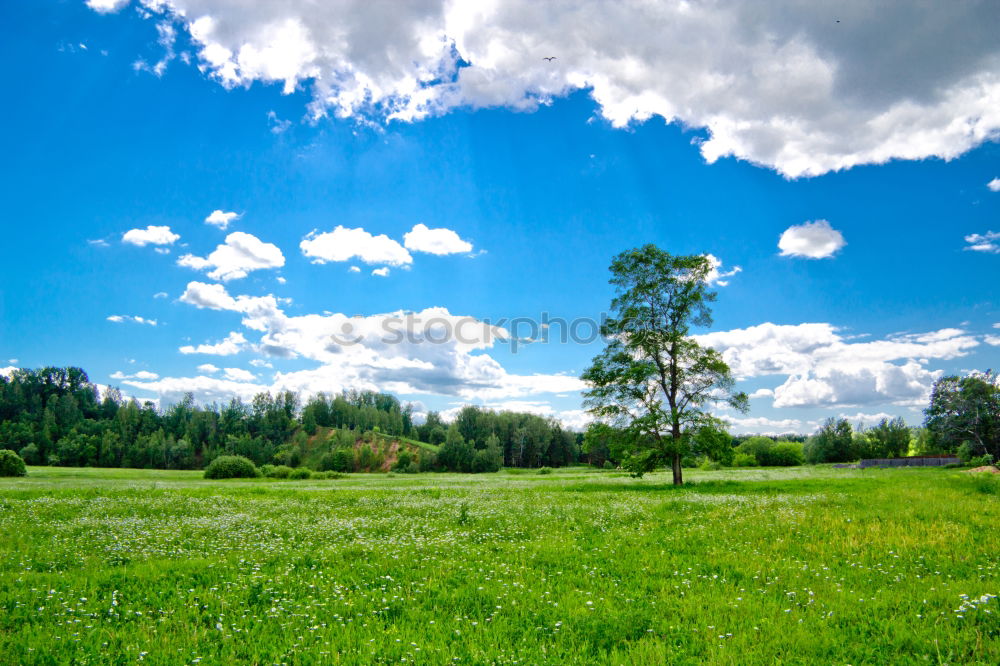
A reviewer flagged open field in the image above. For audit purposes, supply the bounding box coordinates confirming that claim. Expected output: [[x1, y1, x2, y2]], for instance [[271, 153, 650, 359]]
[[1, 466, 999, 664]]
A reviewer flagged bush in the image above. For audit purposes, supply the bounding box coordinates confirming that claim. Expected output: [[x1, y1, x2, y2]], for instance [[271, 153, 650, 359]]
[[699, 458, 722, 471], [313, 471, 346, 480], [267, 465, 293, 479], [289, 468, 311, 480], [766, 441, 804, 467], [0, 449, 27, 477], [733, 453, 757, 467], [537, 467, 553, 475], [203, 455, 258, 479], [602, 460, 615, 470], [18, 443, 40, 466], [969, 453, 995, 467], [393, 450, 414, 472], [259, 464, 275, 477]]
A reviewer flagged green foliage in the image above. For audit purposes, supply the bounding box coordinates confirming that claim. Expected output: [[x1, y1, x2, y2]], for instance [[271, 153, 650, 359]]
[[736, 437, 773, 464], [267, 465, 293, 479], [925, 371, 1000, 459], [698, 458, 722, 471], [692, 426, 734, 465], [766, 441, 804, 466], [602, 460, 615, 470], [583, 246, 747, 484], [18, 443, 40, 466], [0, 449, 27, 477], [438, 425, 474, 473], [537, 466, 553, 475], [393, 450, 414, 472], [203, 455, 258, 479], [733, 452, 757, 467], [805, 418, 854, 463], [471, 433, 503, 473], [289, 468, 311, 480]]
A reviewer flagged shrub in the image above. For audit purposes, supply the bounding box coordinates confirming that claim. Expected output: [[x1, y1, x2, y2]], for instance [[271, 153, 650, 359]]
[[393, 450, 414, 472], [418, 452, 437, 472], [259, 464, 275, 477], [289, 468, 311, 480], [18, 443, 40, 466], [267, 465, 293, 479], [537, 467, 553, 475], [733, 453, 757, 467], [699, 458, 722, 471], [968, 453, 995, 468], [203, 455, 258, 479], [0, 449, 27, 477], [766, 441, 804, 467]]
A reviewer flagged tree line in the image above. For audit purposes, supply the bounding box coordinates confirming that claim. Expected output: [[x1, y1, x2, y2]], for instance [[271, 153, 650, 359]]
[[0, 367, 582, 470]]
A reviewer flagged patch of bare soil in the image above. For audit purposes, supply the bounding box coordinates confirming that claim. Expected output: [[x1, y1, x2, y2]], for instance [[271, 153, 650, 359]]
[[965, 465, 1000, 474]]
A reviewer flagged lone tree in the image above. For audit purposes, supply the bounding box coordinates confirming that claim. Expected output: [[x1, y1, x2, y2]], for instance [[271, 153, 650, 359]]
[[582, 245, 747, 484]]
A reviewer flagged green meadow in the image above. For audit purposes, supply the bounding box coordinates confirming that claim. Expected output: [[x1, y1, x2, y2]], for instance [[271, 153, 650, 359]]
[[1, 466, 998, 664]]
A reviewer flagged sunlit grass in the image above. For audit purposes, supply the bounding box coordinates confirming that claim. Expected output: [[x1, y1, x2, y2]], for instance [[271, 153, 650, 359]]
[[1, 466, 998, 663]]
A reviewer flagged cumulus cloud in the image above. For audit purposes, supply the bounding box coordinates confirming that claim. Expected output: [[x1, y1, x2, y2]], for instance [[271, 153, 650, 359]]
[[88, 1, 1000, 178], [122, 375, 269, 405], [85, 0, 129, 14], [197, 363, 220, 373], [168, 281, 583, 405], [107, 314, 158, 326], [704, 254, 741, 286], [988, 178, 1000, 192], [838, 411, 896, 428], [696, 323, 980, 408], [122, 225, 179, 247], [110, 370, 160, 380], [300, 226, 412, 266], [205, 209, 241, 229], [778, 220, 846, 259], [403, 223, 473, 255], [372, 267, 390, 277], [223, 367, 256, 382], [963, 230, 1000, 254], [178, 231, 285, 280], [721, 415, 805, 435], [179, 331, 247, 355]]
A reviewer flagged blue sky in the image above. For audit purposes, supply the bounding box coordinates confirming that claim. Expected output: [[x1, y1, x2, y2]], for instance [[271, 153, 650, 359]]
[[2, 1, 999, 432]]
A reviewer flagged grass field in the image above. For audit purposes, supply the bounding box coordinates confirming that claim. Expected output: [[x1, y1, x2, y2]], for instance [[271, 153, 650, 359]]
[[1, 466, 998, 664]]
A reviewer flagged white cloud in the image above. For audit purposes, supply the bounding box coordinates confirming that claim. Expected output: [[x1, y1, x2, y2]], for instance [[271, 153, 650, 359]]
[[249, 359, 272, 368], [963, 230, 1000, 254], [122, 225, 179, 247], [722, 415, 805, 435], [403, 223, 473, 255], [696, 323, 979, 408], [441, 400, 590, 430], [704, 253, 741, 287], [985, 335, 1000, 346], [171, 282, 584, 404], [838, 411, 896, 428], [153, 291, 169, 299], [223, 367, 256, 382], [197, 363, 220, 373], [85, 0, 129, 13], [987, 178, 1000, 192], [179, 331, 247, 355], [205, 209, 241, 229], [349, 266, 361, 273], [178, 231, 285, 280], [122, 375, 269, 405], [88, 1, 1000, 178], [107, 314, 158, 326], [0, 367, 17, 378], [300, 226, 412, 266], [372, 267, 390, 277], [110, 370, 160, 380], [778, 220, 846, 259], [748, 388, 774, 400]]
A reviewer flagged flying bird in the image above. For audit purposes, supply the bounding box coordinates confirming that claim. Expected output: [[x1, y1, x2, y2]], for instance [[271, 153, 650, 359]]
[[543, 56, 557, 61]]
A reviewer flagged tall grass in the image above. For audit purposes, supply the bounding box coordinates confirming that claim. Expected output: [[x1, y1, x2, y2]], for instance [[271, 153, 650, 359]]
[[0, 466, 997, 663]]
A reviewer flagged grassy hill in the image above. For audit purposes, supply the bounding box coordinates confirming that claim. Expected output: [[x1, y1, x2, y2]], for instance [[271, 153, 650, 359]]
[[290, 427, 439, 472]]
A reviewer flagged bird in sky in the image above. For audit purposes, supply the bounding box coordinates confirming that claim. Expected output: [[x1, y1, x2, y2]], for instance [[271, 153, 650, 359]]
[[543, 56, 557, 61]]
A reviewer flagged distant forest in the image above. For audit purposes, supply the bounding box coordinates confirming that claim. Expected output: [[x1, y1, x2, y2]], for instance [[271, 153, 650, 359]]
[[0, 366, 580, 470]]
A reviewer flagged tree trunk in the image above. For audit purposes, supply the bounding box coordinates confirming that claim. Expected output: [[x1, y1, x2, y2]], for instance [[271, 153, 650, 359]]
[[672, 452, 683, 485]]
